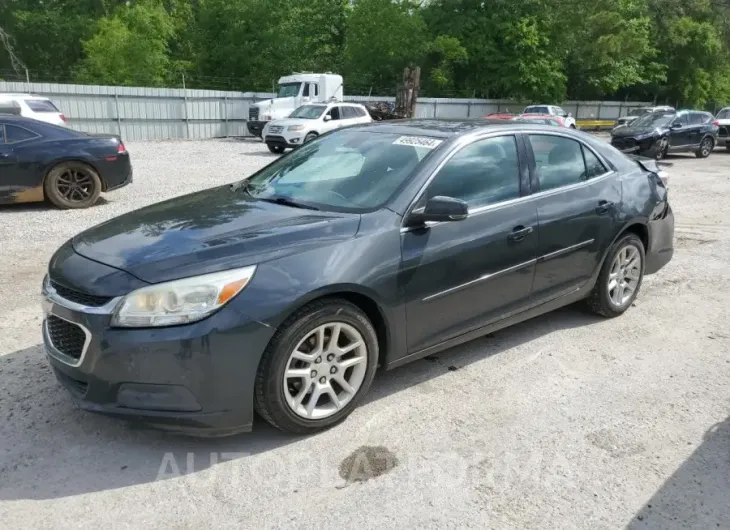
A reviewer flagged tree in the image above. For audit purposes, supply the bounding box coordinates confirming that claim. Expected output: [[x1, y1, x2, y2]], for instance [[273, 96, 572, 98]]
[[74, 0, 175, 86]]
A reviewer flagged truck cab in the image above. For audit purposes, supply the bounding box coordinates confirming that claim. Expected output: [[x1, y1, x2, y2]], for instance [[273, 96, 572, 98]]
[[247, 73, 343, 137]]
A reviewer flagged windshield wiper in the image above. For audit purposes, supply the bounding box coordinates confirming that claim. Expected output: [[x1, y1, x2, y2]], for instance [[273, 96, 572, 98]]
[[258, 196, 320, 211]]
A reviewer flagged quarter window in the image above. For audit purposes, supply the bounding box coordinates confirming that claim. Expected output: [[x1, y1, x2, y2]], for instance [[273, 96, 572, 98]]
[[529, 135, 604, 191], [341, 106, 357, 119], [426, 135, 521, 208], [5, 124, 38, 144]]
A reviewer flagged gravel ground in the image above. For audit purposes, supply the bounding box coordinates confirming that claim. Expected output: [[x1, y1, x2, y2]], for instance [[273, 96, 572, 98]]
[[1, 138, 729, 529]]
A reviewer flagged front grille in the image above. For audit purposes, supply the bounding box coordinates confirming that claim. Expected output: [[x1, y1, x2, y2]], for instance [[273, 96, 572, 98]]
[[50, 281, 112, 307], [719, 126, 728, 137], [47, 315, 86, 360], [52, 367, 89, 397], [612, 137, 637, 150], [249, 107, 259, 120], [268, 125, 284, 134]]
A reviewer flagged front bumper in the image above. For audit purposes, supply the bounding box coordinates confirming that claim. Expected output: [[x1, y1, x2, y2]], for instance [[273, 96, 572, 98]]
[[42, 278, 275, 436], [247, 120, 267, 138], [265, 133, 305, 149]]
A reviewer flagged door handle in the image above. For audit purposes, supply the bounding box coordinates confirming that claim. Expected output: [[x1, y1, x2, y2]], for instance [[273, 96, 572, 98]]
[[596, 200, 615, 215], [508, 225, 533, 242]]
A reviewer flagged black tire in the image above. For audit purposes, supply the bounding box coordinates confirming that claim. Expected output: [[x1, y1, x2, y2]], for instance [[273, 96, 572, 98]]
[[726, 144, 730, 151], [586, 233, 645, 318], [569, 124, 576, 129], [267, 144, 285, 154], [44, 161, 102, 209], [254, 298, 379, 434], [303, 132, 318, 143], [695, 136, 714, 158]]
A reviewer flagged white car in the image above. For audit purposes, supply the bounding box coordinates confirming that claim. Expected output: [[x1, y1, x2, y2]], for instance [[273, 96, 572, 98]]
[[522, 104, 576, 128], [262, 102, 372, 153], [0, 93, 68, 126], [716, 107, 730, 150]]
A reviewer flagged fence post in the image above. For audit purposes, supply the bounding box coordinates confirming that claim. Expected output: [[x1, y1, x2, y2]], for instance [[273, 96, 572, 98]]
[[467, 99, 472, 118], [597, 102, 602, 125], [183, 89, 190, 139], [223, 95, 228, 138], [433, 99, 438, 118], [114, 93, 122, 137]]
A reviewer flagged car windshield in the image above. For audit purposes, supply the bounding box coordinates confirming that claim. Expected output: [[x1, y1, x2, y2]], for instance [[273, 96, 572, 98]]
[[277, 83, 302, 98], [631, 112, 675, 128], [289, 105, 326, 119], [717, 109, 730, 119], [240, 131, 439, 212]]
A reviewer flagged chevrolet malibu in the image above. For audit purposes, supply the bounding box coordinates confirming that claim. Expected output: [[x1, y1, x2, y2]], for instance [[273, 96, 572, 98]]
[[42, 120, 674, 436]]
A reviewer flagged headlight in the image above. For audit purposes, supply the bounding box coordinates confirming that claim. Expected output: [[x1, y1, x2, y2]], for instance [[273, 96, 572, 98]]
[[288, 125, 305, 132], [111, 266, 257, 328]]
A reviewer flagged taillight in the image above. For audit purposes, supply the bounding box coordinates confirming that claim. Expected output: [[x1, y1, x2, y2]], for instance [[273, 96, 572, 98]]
[[713, 120, 720, 127], [60, 114, 67, 123], [118, 141, 126, 154]]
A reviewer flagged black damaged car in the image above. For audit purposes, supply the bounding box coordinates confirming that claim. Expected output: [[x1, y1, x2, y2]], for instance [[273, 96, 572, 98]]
[[611, 109, 719, 160], [42, 120, 674, 436]]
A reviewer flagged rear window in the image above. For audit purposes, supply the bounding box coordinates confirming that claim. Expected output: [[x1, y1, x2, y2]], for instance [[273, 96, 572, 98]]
[[524, 106, 550, 115], [25, 99, 60, 113]]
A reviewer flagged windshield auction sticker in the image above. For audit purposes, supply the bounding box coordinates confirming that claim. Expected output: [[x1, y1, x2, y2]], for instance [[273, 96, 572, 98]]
[[393, 136, 444, 149]]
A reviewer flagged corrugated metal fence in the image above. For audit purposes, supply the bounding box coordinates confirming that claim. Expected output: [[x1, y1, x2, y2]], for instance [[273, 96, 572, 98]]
[[0, 81, 651, 141]]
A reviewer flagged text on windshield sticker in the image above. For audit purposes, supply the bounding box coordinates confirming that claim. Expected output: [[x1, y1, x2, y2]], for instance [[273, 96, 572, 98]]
[[393, 136, 443, 149]]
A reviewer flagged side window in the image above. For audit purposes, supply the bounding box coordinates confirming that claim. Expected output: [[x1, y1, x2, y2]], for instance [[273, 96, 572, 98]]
[[582, 146, 608, 179], [342, 106, 357, 119], [312, 84, 319, 97], [426, 135, 521, 208], [672, 114, 688, 127], [358, 107, 368, 117], [528, 135, 586, 191], [5, 124, 38, 144], [327, 107, 341, 120], [302, 84, 310, 97], [688, 113, 705, 126]]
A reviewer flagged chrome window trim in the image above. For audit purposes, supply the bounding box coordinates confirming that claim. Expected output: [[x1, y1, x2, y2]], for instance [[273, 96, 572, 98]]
[[422, 258, 537, 302], [43, 313, 92, 368], [400, 128, 616, 233]]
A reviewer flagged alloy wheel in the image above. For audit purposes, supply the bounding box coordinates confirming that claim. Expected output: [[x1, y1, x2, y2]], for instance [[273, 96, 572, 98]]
[[608, 245, 642, 307], [283, 322, 368, 420], [701, 138, 712, 157], [56, 168, 95, 203]]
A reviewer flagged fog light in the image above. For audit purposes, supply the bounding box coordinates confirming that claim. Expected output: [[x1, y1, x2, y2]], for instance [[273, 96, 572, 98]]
[[291, 138, 299, 143]]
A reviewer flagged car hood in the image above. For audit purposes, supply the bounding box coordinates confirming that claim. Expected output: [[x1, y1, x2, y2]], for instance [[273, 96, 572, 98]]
[[72, 185, 361, 284], [268, 118, 320, 128], [612, 125, 664, 138]]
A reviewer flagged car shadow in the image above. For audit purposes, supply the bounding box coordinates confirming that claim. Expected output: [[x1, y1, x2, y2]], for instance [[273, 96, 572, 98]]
[[626, 417, 730, 528], [0, 304, 599, 501], [0, 196, 110, 213]]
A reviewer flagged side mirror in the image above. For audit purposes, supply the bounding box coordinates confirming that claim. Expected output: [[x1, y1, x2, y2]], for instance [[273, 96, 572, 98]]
[[408, 196, 468, 225], [324, 115, 332, 122], [671, 122, 682, 129]]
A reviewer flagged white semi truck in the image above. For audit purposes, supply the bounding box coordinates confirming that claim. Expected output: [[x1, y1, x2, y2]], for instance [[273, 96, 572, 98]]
[[247, 72, 344, 138]]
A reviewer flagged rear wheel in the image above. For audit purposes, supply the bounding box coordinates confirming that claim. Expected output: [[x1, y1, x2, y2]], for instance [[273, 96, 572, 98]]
[[267, 144, 285, 154], [44, 162, 101, 209], [587, 233, 645, 318], [696, 136, 713, 158], [254, 299, 378, 434]]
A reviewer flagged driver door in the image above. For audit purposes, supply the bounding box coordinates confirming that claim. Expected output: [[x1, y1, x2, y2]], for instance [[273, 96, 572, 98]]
[[322, 106, 344, 133], [400, 134, 538, 353]]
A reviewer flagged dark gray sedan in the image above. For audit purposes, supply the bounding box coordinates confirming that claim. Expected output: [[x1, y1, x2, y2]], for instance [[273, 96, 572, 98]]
[[42, 120, 674, 435]]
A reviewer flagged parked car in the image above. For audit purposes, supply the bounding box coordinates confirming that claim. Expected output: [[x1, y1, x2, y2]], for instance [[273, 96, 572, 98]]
[[0, 115, 131, 208], [0, 93, 68, 126], [610, 109, 719, 159], [513, 113, 563, 126], [613, 106, 675, 130], [716, 107, 730, 150], [42, 119, 673, 436], [262, 102, 372, 153], [522, 105, 576, 128]]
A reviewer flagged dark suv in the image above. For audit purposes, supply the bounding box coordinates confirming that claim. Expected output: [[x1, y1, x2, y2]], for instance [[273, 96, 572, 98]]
[[610, 110, 719, 159]]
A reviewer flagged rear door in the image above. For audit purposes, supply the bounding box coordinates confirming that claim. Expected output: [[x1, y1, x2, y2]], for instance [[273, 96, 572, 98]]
[[401, 134, 538, 353], [526, 133, 621, 302], [686, 112, 707, 147]]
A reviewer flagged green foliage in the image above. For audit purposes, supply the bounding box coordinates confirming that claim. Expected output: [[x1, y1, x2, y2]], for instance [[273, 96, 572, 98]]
[[1, 0, 730, 106], [74, 0, 176, 86]]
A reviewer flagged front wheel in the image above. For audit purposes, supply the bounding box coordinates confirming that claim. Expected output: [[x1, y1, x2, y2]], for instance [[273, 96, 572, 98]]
[[303, 132, 318, 143], [587, 233, 645, 318], [267, 144, 285, 154], [696, 136, 714, 158], [254, 299, 379, 434], [44, 162, 102, 209]]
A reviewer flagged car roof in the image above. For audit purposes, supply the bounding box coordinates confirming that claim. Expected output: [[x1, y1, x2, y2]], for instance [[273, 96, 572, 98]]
[[0, 93, 51, 101], [348, 118, 574, 138]]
